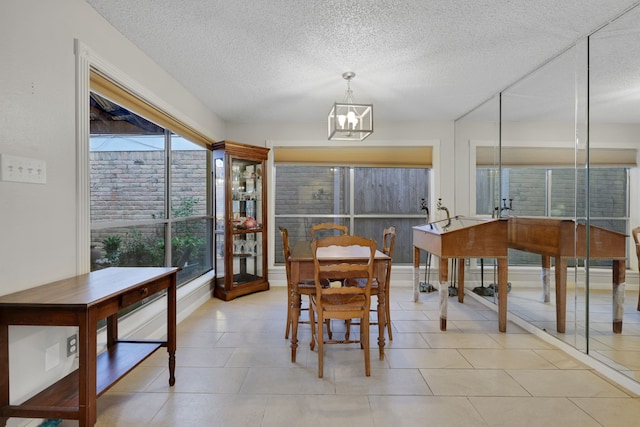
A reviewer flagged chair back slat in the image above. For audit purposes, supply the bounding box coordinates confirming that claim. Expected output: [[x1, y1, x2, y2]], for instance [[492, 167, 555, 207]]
[[310, 222, 348, 240]]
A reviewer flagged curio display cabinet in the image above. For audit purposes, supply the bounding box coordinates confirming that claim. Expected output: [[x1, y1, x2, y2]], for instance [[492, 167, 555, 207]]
[[213, 140, 270, 300]]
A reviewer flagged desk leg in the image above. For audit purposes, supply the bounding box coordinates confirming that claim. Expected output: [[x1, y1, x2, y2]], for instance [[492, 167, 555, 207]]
[[555, 258, 567, 333], [541, 256, 551, 303], [439, 257, 449, 331], [613, 260, 625, 334], [497, 258, 508, 332], [413, 246, 420, 302], [0, 323, 8, 427], [457, 258, 465, 303], [78, 309, 98, 427]]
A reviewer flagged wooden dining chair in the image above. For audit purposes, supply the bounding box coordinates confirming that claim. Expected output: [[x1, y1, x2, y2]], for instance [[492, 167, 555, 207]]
[[633, 226, 640, 311], [309, 234, 376, 378], [346, 226, 396, 340], [279, 227, 316, 340], [310, 222, 348, 240]]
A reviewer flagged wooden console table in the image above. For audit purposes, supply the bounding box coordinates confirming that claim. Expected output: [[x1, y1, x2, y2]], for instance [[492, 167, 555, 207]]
[[413, 216, 509, 332], [0, 267, 178, 427], [508, 217, 626, 333]]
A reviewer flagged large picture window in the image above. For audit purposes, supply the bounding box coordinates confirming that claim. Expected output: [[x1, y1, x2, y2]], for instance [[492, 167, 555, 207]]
[[274, 165, 430, 264], [89, 90, 213, 287]]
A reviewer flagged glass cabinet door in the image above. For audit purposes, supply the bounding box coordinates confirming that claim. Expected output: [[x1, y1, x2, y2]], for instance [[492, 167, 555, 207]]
[[214, 157, 226, 280], [230, 158, 264, 286]]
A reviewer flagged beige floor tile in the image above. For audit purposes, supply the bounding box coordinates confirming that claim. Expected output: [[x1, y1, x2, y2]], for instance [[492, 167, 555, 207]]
[[533, 349, 589, 369], [239, 366, 337, 394], [486, 332, 554, 349], [571, 396, 640, 426], [386, 348, 473, 369], [175, 330, 223, 348], [595, 350, 640, 370], [226, 346, 302, 368], [421, 368, 529, 396], [393, 319, 447, 333], [108, 365, 167, 393], [150, 393, 268, 427], [172, 346, 235, 367], [422, 332, 503, 349], [507, 369, 630, 397], [262, 395, 375, 427], [469, 396, 602, 426], [384, 332, 430, 349], [147, 366, 248, 393], [369, 395, 487, 427], [459, 348, 557, 369], [334, 367, 433, 395]]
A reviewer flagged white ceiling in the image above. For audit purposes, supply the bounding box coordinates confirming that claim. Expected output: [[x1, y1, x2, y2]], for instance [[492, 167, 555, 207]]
[[85, 0, 640, 124]]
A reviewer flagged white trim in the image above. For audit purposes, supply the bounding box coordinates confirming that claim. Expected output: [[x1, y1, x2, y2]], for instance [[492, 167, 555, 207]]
[[75, 39, 91, 275]]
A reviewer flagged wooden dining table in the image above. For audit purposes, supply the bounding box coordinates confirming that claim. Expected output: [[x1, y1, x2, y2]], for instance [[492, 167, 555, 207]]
[[288, 240, 391, 363]]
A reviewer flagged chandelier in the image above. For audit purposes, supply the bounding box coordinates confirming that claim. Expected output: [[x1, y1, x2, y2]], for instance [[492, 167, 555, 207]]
[[328, 72, 373, 141]]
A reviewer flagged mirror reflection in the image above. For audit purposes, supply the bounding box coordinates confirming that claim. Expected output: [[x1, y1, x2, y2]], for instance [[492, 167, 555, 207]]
[[455, 3, 640, 386], [589, 4, 640, 381]]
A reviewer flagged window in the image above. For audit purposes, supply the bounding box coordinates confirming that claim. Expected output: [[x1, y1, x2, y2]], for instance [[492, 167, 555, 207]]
[[476, 167, 629, 266], [89, 91, 213, 287], [274, 165, 430, 264]]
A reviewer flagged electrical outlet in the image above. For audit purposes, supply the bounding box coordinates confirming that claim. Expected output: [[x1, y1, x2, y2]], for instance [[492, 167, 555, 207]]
[[0, 153, 46, 184], [67, 334, 78, 357]]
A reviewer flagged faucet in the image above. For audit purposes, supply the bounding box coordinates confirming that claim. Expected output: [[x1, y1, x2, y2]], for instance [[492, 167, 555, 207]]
[[420, 198, 430, 223], [437, 198, 451, 229]]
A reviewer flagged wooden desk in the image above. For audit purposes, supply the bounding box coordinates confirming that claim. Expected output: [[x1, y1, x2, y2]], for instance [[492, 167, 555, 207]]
[[508, 217, 626, 333], [413, 217, 509, 332], [0, 267, 178, 427], [288, 241, 391, 363]]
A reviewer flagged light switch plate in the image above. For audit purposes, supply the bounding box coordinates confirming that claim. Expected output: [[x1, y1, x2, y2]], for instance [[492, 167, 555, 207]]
[[0, 154, 46, 184]]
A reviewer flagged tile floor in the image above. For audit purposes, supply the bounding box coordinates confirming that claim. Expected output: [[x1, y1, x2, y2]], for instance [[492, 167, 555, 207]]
[[53, 286, 640, 427]]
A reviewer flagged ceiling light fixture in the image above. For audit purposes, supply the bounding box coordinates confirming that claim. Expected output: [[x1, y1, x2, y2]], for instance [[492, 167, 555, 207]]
[[328, 72, 373, 141]]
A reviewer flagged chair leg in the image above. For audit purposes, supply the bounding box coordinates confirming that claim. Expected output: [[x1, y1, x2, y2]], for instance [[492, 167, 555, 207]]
[[317, 312, 324, 378], [362, 314, 370, 376], [309, 301, 316, 351], [384, 293, 392, 340], [285, 289, 293, 339], [386, 286, 393, 340]]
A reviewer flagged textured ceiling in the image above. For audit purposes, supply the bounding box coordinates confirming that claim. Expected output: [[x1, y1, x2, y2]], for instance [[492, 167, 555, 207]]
[[85, 0, 640, 124]]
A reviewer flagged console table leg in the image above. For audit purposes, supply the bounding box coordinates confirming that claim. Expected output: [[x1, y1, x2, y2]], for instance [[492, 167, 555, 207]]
[[612, 260, 625, 334], [438, 257, 449, 331], [541, 256, 551, 303], [555, 258, 567, 334]]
